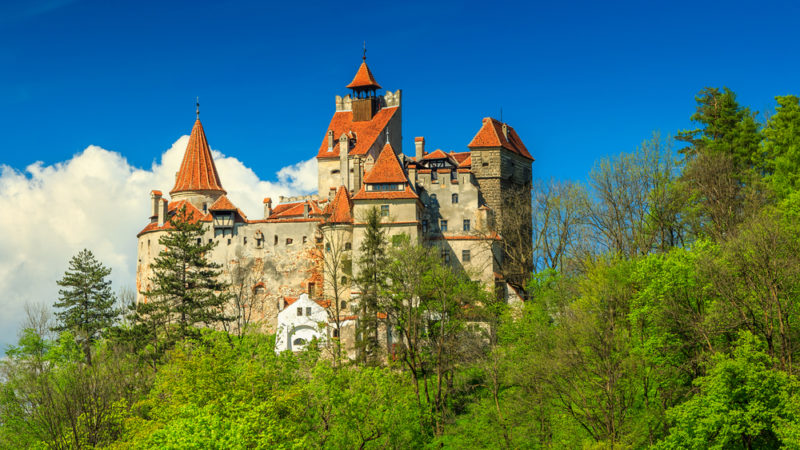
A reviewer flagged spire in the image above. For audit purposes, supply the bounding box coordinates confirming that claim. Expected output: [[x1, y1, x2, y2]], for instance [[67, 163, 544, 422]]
[[196, 97, 200, 119], [346, 50, 382, 91], [170, 117, 226, 195]]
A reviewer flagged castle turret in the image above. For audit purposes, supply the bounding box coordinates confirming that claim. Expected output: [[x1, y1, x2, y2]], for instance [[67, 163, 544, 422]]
[[169, 109, 226, 211]]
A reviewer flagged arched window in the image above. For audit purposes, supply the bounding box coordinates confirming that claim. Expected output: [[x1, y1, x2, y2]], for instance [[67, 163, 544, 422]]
[[452, 193, 459, 204], [293, 338, 306, 346], [340, 300, 347, 309]]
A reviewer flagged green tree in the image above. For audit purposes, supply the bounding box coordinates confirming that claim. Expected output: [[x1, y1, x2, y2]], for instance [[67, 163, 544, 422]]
[[677, 87, 764, 237], [52, 248, 118, 364], [354, 206, 388, 365], [142, 206, 230, 341], [763, 95, 800, 200], [658, 332, 800, 449]]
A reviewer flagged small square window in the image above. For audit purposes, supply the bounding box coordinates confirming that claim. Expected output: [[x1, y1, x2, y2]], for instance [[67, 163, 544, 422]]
[[196, 238, 201, 245], [345, 242, 352, 250], [243, 237, 247, 245], [440, 220, 448, 232], [381, 205, 389, 217], [302, 236, 307, 244], [286, 238, 293, 245], [227, 238, 231, 245], [462, 250, 471, 262], [463, 219, 470, 232]]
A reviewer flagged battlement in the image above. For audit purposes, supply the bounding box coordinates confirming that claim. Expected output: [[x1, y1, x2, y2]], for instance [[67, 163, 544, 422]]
[[278, 194, 321, 204], [335, 90, 401, 112]]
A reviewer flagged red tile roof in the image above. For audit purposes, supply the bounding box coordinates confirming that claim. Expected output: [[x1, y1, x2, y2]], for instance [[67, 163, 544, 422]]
[[316, 107, 398, 158], [209, 194, 236, 211], [352, 183, 419, 200], [268, 200, 323, 219], [421, 149, 450, 160], [327, 186, 354, 224], [450, 152, 471, 165], [171, 119, 227, 195], [346, 60, 382, 90], [137, 200, 211, 236], [467, 117, 534, 161], [458, 155, 472, 167], [363, 143, 407, 184]]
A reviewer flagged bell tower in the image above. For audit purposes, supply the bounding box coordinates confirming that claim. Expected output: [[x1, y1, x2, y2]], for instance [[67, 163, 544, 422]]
[[347, 49, 382, 122]]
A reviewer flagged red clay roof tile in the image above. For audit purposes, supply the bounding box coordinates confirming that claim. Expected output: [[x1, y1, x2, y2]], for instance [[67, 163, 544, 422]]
[[363, 143, 407, 184], [467, 117, 533, 161], [351, 183, 419, 200], [209, 194, 237, 211], [171, 119, 226, 194], [316, 107, 397, 158], [327, 186, 354, 224], [346, 60, 382, 90]]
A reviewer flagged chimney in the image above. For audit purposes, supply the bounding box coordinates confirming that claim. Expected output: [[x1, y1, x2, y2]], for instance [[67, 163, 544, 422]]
[[415, 137, 425, 161], [339, 134, 350, 190], [327, 130, 334, 152], [157, 198, 168, 227], [303, 202, 310, 218], [502, 123, 508, 139], [353, 157, 362, 192], [150, 190, 162, 220], [263, 197, 273, 219]]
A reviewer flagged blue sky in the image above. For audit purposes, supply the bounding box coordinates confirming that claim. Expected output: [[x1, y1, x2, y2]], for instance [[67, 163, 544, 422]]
[[3, 0, 799, 182]]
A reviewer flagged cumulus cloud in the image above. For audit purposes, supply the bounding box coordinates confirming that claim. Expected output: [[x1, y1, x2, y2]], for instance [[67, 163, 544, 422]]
[[0, 136, 317, 349]]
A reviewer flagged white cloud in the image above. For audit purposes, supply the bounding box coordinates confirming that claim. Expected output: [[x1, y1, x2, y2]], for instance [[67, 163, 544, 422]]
[[0, 136, 317, 350]]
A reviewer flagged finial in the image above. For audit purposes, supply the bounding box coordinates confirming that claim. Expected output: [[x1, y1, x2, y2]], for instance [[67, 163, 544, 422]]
[[386, 128, 390, 142], [362, 41, 367, 61], [196, 97, 200, 119]]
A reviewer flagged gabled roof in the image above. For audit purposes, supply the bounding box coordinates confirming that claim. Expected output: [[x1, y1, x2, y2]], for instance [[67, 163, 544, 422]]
[[137, 200, 211, 236], [467, 117, 534, 161], [327, 186, 353, 224], [268, 200, 323, 219], [458, 155, 472, 167], [421, 149, 450, 160], [450, 152, 471, 165], [209, 195, 236, 211], [171, 119, 227, 194], [363, 143, 407, 184], [317, 107, 398, 158], [346, 60, 382, 90]]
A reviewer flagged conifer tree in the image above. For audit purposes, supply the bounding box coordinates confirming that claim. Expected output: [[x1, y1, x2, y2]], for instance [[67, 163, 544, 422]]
[[140, 205, 230, 344], [354, 206, 388, 364], [763, 95, 800, 200], [51, 249, 117, 364]]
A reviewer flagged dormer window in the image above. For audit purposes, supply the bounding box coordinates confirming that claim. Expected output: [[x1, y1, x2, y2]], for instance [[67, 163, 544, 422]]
[[368, 183, 403, 192]]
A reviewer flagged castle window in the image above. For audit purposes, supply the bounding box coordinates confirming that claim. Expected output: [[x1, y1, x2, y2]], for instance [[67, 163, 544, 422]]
[[441, 249, 450, 263], [254, 285, 265, 295], [380, 205, 389, 217], [293, 338, 306, 346], [440, 220, 448, 232], [452, 193, 459, 204], [451, 170, 457, 181], [196, 238, 201, 245], [243, 237, 247, 245], [302, 236, 307, 244], [326, 243, 331, 252], [462, 250, 471, 262], [331, 169, 340, 174], [286, 238, 293, 245], [306, 307, 312, 316], [309, 282, 316, 297], [370, 183, 402, 191], [463, 219, 470, 232], [341, 276, 347, 285], [422, 220, 428, 233], [274, 235, 278, 245], [208, 238, 213, 244], [297, 307, 303, 316], [345, 243, 352, 250], [227, 238, 231, 245], [429, 194, 437, 206], [203, 203, 208, 213], [332, 328, 339, 338], [431, 171, 438, 182], [340, 300, 347, 309]]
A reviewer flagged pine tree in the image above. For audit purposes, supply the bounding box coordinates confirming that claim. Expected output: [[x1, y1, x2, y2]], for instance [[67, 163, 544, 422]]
[[52, 249, 118, 364], [140, 205, 230, 344], [763, 95, 800, 200], [354, 206, 388, 364]]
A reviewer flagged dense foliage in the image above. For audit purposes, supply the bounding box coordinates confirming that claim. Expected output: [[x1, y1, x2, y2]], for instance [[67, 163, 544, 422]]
[[4, 87, 800, 448]]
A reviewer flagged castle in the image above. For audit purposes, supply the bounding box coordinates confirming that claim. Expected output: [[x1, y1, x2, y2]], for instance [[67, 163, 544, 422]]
[[136, 55, 533, 355]]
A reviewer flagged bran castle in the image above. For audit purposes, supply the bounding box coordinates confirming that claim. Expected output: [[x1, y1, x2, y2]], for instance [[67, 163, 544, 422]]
[[136, 56, 533, 355]]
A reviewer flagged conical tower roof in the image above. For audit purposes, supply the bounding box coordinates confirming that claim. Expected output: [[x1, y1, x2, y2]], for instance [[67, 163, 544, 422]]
[[346, 59, 382, 90], [170, 119, 226, 195]]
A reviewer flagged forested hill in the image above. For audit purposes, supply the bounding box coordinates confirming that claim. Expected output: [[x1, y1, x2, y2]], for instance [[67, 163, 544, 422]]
[[3, 87, 800, 448]]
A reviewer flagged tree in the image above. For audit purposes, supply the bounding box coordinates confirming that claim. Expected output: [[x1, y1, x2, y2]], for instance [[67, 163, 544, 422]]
[[51, 249, 118, 364], [658, 332, 800, 449], [354, 206, 388, 365], [531, 179, 589, 273], [677, 87, 764, 238], [762, 95, 800, 200], [139, 206, 230, 346], [319, 224, 353, 366]]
